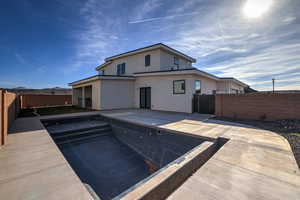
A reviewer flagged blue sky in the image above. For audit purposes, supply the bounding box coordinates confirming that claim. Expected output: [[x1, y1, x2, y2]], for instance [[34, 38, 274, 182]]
[[1, 0, 300, 90]]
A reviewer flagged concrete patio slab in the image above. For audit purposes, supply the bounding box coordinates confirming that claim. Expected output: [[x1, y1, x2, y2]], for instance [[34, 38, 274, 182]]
[[0, 109, 299, 200], [0, 117, 93, 200], [167, 158, 299, 200], [99, 109, 300, 200]]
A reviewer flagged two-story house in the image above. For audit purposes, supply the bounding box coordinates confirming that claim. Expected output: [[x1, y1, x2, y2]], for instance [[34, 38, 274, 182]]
[[69, 43, 248, 113]]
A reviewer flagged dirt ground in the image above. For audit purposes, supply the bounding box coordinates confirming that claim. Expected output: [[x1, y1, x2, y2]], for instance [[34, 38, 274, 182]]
[[214, 117, 300, 168]]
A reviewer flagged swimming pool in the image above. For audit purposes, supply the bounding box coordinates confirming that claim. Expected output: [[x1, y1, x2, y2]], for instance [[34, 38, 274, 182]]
[[42, 115, 224, 200]]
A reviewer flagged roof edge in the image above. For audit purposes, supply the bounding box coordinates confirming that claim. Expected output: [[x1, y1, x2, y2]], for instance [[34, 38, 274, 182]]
[[133, 68, 248, 87], [219, 77, 249, 87], [95, 61, 112, 71], [133, 68, 219, 80], [69, 75, 99, 86], [69, 75, 136, 86], [104, 43, 196, 63]]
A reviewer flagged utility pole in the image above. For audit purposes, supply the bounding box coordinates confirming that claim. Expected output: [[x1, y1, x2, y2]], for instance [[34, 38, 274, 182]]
[[272, 78, 275, 93]]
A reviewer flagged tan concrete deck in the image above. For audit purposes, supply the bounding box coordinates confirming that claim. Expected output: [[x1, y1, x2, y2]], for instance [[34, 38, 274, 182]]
[[100, 109, 300, 200], [0, 116, 93, 200], [0, 109, 299, 199]]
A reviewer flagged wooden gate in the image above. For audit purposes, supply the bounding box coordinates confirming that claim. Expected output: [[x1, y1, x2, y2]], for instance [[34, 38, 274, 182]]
[[192, 94, 215, 114]]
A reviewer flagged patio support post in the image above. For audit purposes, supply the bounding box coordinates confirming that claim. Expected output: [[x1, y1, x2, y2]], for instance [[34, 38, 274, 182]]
[[82, 87, 85, 108]]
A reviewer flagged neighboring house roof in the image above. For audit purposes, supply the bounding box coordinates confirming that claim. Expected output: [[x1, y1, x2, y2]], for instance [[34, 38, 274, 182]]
[[69, 75, 135, 86], [96, 43, 196, 71], [257, 90, 300, 93], [219, 77, 249, 87]]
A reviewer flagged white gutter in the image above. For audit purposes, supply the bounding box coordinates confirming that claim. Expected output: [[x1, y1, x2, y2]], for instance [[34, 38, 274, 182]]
[[134, 69, 219, 81]]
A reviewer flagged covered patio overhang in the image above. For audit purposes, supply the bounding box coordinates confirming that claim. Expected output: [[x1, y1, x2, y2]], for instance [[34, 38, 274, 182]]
[[69, 75, 136, 110], [72, 86, 92, 109]]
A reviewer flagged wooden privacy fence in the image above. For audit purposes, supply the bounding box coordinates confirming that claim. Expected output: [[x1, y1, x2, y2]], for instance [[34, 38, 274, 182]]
[[192, 94, 215, 114], [21, 94, 72, 108], [215, 93, 300, 120], [0, 90, 20, 146]]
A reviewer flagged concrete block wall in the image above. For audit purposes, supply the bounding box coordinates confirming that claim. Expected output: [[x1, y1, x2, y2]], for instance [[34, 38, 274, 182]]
[[21, 94, 72, 108], [215, 93, 300, 120]]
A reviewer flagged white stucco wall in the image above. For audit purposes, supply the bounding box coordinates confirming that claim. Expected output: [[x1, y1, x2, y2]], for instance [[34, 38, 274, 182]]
[[193, 75, 217, 94], [217, 81, 230, 93], [99, 49, 193, 75], [101, 49, 161, 75], [134, 75, 195, 113], [72, 80, 101, 110], [160, 50, 192, 70], [217, 80, 245, 94], [71, 73, 244, 113], [229, 81, 245, 93], [100, 79, 135, 110], [72, 88, 82, 106]]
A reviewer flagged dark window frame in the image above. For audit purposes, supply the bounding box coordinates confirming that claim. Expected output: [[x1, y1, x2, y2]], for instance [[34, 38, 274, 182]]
[[117, 64, 121, 75], [195, 80, 201, 94], [174, 56, 179, 68], [117, 63, 126, 75], [121, 63, 126, 74], [145, 55, 151, 67], [173, 80, 186, 94]]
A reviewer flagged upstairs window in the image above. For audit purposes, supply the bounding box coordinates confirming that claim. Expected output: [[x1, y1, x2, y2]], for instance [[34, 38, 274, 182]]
[[174, 56, 179, 69], [117, 64, 121, 75], [195, 80, 201, 94], [99, 70, 105, 75], [117, 63, 126, 75], [173, 80, 185, 94], [145, 55, 151, 66]]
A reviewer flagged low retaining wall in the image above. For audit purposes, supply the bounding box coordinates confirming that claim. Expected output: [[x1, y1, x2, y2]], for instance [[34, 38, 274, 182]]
[[21, 94, 72, 108], [215, 93, 300, 120], [0, 90, 20, 146]]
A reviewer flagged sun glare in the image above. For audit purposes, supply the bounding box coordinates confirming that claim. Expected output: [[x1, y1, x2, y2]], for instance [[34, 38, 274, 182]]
[[243, 0, 273, 18]]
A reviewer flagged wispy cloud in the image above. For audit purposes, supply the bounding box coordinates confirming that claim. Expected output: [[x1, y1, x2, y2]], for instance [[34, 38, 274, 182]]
[[68, 0, 164, 72], [66, 0, 123, 72], [58, 0, 300, 91], [282, 16, 297, 24], [130, 0, 163, 22], [128, 12, 199, 24], [15, 53, 27, 65], [15, 53, 47, 74], [165, 0, 300, 90]]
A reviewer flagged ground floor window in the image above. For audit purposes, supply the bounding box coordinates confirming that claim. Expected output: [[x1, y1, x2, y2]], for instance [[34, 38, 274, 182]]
[[195, 80, 201, 94], [173, 80, 185, 94]]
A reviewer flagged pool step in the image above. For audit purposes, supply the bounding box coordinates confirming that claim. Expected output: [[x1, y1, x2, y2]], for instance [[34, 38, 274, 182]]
[[50, 122, 110, 136], [53, 127, 112, 143], [50, 122, 113, 145], [57, 132, 111, 145]]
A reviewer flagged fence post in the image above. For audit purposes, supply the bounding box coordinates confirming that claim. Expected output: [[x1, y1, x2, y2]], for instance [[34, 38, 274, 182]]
[[0, 90, 3, 146], [220, 94, 224, 117], [1, 90, 7, 145], [2, 91, 8, 145], [14, 95, 20, 119]]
